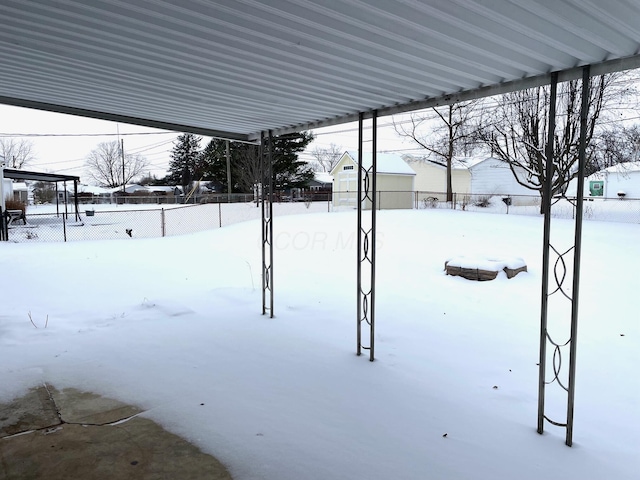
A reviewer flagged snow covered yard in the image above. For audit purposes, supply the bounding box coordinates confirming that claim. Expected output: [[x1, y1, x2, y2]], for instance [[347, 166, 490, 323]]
[[0, 209, 638, 480]]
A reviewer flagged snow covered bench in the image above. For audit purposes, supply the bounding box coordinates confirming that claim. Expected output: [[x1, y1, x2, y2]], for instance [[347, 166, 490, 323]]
[[6, 209, 26, 226], [445, 255, 527, 281]]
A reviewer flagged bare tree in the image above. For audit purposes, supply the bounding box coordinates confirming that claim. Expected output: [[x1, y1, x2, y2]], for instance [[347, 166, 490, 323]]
[[476, 75, 619, 210], [590, 124, 640, 175], [309, 143, 343, 172], [232, 143, 262, 193], [393, 102, 480, 202], [84, 141, 149, 188], [0, 138, 36, 168]]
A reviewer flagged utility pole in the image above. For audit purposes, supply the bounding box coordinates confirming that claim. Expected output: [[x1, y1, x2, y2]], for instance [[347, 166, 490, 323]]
[[121, 139, 126, 194], [226, 140, 232, 203]]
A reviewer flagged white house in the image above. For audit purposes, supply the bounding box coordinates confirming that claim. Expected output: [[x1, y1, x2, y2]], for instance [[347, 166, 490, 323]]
[[456, 157, 537, 205], [331, 152, 416, 209], [1, 178, 12, 205], [406, 155, 537, 205], [405, 157, 471, 200], [570, 162, 640, 199]]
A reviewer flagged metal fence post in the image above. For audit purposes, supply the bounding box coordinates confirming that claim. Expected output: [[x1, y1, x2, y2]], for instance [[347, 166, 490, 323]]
[[161, 208, 165, 237], [219, 202, 222, 228]]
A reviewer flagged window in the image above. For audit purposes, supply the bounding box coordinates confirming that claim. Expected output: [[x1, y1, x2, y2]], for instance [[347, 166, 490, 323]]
[[343, 165, 354, 170]]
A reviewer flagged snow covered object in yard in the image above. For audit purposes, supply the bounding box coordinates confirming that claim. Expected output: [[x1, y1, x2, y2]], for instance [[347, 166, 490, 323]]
[[445, 255, 527, 281]]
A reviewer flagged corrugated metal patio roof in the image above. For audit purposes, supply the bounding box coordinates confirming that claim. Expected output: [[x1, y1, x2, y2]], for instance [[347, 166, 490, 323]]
[[0, 0, 638, 143]]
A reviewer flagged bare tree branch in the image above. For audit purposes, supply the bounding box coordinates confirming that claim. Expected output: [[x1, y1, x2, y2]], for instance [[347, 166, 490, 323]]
[[309, 143, 343, 172], [474, 74, 625, 211], [393, 101, 481, 201], [84, 141, 149, 188], [0, 138, 36, 168]]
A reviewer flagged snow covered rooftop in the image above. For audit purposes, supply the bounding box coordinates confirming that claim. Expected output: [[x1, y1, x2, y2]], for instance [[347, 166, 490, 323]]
[[455, 157, 502, 169], [406, 156, 473, 171], [312, 172, 333, 184], [345, 152, 416, 176], [77, 184, 112, 195], [600, 161, 640, 174]]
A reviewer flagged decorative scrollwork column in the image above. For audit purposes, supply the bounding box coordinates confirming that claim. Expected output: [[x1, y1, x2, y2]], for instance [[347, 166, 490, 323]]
[[261, 130, 274, 318], [538, 66, 591, 446], [357, 111, 377, 361]]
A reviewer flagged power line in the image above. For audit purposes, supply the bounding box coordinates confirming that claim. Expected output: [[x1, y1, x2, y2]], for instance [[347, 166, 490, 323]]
[[0, 131, 176, 138]]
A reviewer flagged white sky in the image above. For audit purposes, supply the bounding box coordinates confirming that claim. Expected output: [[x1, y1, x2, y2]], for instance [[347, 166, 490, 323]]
[[0, 104, 182, 181], [0, 104, 420, 182]]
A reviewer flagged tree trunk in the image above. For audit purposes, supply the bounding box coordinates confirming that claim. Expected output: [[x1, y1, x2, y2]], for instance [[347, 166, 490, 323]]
[[446, 106, 454, 203]]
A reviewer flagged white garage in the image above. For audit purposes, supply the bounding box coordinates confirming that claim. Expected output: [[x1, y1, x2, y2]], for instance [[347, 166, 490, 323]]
[[331, 152, 415, 209]]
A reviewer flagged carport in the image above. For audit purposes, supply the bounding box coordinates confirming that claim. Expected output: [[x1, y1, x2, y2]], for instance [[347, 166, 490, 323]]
[[0, 0, 638, 446], [0, 168, 81, 239]]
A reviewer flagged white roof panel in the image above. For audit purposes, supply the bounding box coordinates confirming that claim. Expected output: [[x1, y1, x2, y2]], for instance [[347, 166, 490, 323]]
[[0, 1, 638, 142], [347, 152, 416, 176]]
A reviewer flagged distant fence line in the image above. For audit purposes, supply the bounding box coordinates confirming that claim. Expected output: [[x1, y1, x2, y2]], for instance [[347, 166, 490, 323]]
[[3, 191, 638, 243], [2, 200, 332, 243], [76, 192, 257, 205]]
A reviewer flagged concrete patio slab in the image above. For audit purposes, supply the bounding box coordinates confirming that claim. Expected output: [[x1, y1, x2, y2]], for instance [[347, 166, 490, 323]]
[[49, 387, 142, 425], [0, 385, 232, 480], [0, 386, 59, 438]]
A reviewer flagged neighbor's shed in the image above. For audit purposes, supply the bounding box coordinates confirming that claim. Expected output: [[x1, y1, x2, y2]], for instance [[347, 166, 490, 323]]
[[406, 157, 471, 199], [331, 152, 415, 209], [461, 157, 535, 204]]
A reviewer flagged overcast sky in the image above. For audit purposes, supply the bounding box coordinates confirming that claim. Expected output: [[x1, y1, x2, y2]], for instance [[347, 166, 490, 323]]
[[0, 104, 416, 183], [0, 104, 180, 181]]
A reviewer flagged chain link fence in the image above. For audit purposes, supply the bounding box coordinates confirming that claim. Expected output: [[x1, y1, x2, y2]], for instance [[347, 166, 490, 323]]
[[3, 191, 638, 243], [412, 191, 640, 223], [3, 199, 333, 243]]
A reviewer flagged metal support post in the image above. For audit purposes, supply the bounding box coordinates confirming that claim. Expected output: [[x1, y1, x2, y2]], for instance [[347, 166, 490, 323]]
[[537, 67, 591, 446], [261, 131, 274, 317], [357, 110, 378, 361], [74, 180, 80, 221]]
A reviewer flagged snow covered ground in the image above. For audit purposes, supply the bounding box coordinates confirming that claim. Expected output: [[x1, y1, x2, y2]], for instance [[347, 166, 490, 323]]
[[0, 209, 638, 479]]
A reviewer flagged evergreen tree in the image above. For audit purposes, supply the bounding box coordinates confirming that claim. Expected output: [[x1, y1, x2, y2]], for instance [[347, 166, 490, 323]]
[[167, 134, 203, 192], [200, 132, 314, 193], [270, 132, 314, 190]]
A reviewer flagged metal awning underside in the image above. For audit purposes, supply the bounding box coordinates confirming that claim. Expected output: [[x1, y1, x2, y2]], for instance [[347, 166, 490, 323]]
[[0, 0, 639, 143]]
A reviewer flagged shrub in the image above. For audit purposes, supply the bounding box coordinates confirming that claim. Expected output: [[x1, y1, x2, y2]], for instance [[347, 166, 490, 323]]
[[5, 198, 26, 213], [473, 195, 491, 208]]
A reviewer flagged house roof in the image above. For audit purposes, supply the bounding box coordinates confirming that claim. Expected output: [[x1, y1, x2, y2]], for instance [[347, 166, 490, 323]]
[[0, 1, 638, 143], [147, 185, 178, 192], [454, 157, 502, 169], [313, 172, 333, 184], [77, 184, 112, 195], [105, 184, 149, 194], [340, 152, 416, 176], [599, 161, 640, 174], [406, 156, 472, 171]]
